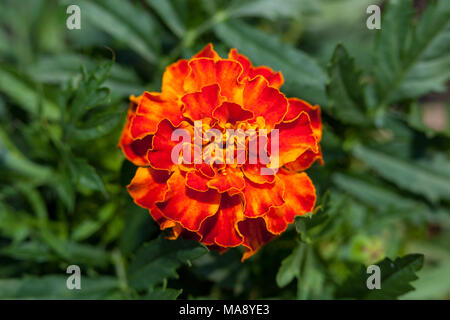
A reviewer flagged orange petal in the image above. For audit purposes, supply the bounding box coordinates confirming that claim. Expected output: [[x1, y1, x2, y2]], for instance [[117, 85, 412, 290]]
[[184, 59, 243, 102], [131, 92, 184, 139], [284, 98, 322, 140], [161, 59, 190, 99], [208, 167, 246, 193], [148, 119, 192, 171], [127, 167, 170, 209], [242, 176, 284, 218], [228, 49, 283, 88], [199, 193, 244, 247], [182, 84, 224, 121], [243, 76, 288, 130], [242, 164, 275, 184], [274, 171, 316, 224], [238, 217, 276, 261], [119, 110, 153, 166], [160, 168, 221, 231], [193, 43, 221, 61], [284, 147, 324, 172], [212, 101, 254, 126], [272, 112, 318, 168]]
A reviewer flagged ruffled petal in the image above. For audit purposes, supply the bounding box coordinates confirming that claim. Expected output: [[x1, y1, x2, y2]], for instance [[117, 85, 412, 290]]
[[212, 101, 254, 126], [242, 176, 284, 218], [283, 98, 322, 140], [131, 92, 184, 139], [160, 168, 221, 231], [193, 43, 221, 61], [127, 167, 170, 209], [228, 49, 283, 88], [272, 112, 318, 168], [238, 217, 276, 261], [284, 147, 324, 172], [199, 193, 244, 247], [161, 59, 190, 99], [148, 119, 193, 171], [182, 84, 224, 121], [184, 59, 244, 102], [243, 76, 288, 130]]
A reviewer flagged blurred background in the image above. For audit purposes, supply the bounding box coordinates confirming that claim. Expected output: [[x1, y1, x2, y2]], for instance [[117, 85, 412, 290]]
[[0, 0, 449, 299]]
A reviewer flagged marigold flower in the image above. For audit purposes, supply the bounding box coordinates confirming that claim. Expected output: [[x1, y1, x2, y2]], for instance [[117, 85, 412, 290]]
[[119, 44, 323, 261]]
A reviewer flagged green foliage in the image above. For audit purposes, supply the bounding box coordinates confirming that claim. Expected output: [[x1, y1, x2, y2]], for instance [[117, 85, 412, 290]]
[[336, 254, 424, 299], [0, 0, 448, 300]]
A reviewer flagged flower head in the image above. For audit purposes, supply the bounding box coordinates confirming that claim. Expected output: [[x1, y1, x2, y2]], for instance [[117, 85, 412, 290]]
[[119, 44, 323, 261]]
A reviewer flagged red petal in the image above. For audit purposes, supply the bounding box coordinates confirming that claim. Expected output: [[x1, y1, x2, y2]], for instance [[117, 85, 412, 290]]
[[160, 168, 221, 231], [193, 43, 221, 60], [243, 76, 288, 130], [162, 59, 190, 99], [242, 176, 284, 218], [127, 167, 170, 209], [182, 84, 224, 121], [272, 112, 318, 168], [238, 217, 275, 261], [199, 193, 244, 247], [284, 98, 322, 140], [212, 101, 254, 126]]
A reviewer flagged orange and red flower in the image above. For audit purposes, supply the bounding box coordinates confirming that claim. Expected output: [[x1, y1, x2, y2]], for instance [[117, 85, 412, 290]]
[[119, 44, 323, 261]]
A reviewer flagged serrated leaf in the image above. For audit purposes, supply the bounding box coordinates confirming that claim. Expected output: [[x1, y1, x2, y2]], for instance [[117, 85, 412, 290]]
[[214, 20, 327, 105], [337, 254, 424, 299], [127, 237, 207, 290], [68, 62, 112, 122], [276, 242, 306, 288], [72, 112, 122, 141], [68, 157, 106, 194], [326, 44, 368, 124], [353, 145, 450, 203], [375, 0, 450, 104]]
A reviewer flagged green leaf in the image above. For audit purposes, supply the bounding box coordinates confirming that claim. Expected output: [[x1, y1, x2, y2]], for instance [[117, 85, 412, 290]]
[[146, 0, 185, 37], [143, 287, 182, 300], [225, 0, 310, 20], [0, 66, 59, 120], [326, 44, 368, 124], [337, 254, 424, 299], [68, 62, 112, 122], [127, 236, 207, 291], [29, 54, 145, 96], [276, 241, 306, 288], [0, 275, 119, 299], [375, 0, 450, 104], [353, 145, 450, 203], [68, 157, 106, 194], [71, 0, 160, 63], [71, 112, 122, 142], [214, 20, 327, 105]]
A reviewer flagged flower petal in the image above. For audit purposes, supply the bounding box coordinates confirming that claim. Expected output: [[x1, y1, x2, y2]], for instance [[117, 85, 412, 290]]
[[160, 168, 221, 231], [148, 119, 192, 171], [193, 43, 221, 60], [162, 59, 190, 99], [238, 217, 275, 261], [283, 98, 322, 140], [131, 92, 184, 139], [228, 49, 283, 88], [284, 147, 324, 172], [184, 59, 243, 102], [212, 101, 254, 126], [242, 176, 284, 218], [199, 193, 244, 247], [272, 112, 318, 168], [182, 84, 224, 121], [243, 76, 288, 130], [127, 167, 170, 209]]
